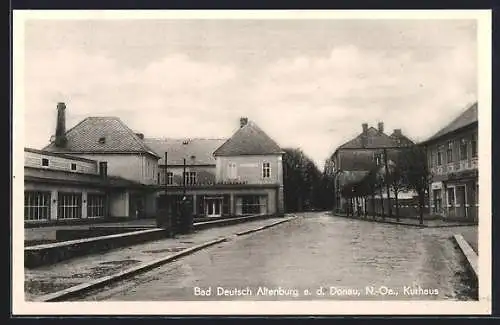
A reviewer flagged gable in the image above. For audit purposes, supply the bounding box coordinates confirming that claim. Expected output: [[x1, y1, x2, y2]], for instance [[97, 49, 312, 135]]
[[213, 121, 283, 156]]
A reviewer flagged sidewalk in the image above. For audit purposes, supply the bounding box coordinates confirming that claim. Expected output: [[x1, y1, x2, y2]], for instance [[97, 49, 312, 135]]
[[25, 216, 295, 301], [459, 227, 478, 254], [331, 212, 476, 227]]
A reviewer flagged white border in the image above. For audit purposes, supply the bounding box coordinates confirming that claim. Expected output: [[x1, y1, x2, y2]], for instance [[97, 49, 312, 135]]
[[12, 9, 492, 315]]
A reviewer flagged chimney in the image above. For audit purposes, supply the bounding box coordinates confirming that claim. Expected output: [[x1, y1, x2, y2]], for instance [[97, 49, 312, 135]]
[[362, 123, 368, 135], [240, 117, 248, 128], [55, 102, 67, 147], [99, 161, 108, 178], [378, 122, 384, 134], [135, 133, 144, 140], [393, 129, 402, 136]]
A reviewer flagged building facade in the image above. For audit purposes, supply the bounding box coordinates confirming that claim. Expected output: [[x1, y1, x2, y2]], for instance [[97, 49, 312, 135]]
[[328, 122, 414, 214], [40, 102, 161, 221], [147, 118, 285, 218], [422, 102, 478, 222], [24, 148, 157, 224]]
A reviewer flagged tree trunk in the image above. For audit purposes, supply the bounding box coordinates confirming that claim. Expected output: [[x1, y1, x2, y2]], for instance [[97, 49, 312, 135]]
[[380, 188, 385, 220], [364, 196, 368, 217], [419, 191, 424, 225], [371, 192, 376, 219], [394, 189, 400, 222]]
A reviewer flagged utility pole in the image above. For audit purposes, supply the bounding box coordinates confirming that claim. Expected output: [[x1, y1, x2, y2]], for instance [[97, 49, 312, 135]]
[[164, 152, 173, 236], [383, 148, 392, 219]]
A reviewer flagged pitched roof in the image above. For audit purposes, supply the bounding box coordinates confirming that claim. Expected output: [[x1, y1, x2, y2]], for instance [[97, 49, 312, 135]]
[[213, 121, 283, 156], [424, 102, 478, 143], [337, 127, 399, 150], [142, 138, 227, 165], [43, 117, 160, 158]]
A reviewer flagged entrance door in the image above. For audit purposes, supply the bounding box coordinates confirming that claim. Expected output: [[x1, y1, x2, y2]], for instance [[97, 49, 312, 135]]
[[456, 185, 467, 219], [205, 199, 222, 217]]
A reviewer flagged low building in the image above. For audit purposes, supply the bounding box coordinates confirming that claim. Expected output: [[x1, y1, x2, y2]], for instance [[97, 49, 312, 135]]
[[421, 102, 478, 222], [327, 121, 414, 214], [24, 148, 156, 224], [145, 117, 285, 218]]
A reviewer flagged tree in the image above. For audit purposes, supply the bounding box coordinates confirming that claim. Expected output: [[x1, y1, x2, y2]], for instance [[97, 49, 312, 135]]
[[283, 148, 323, 213], [386, 151, 407, 222], [398, 145, 431, 224]]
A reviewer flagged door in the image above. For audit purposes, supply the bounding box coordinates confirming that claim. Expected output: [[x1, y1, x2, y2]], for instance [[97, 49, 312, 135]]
[[205, 199, 222, 217]]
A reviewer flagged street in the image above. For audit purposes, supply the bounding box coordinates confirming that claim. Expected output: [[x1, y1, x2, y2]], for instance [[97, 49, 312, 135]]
[[74, 212, 477, 301]]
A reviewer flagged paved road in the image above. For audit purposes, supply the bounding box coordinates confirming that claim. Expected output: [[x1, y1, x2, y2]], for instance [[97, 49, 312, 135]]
[[75, 212, 477, 301]]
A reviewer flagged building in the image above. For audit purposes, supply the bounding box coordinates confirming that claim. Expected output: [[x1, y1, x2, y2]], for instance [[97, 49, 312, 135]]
[[327, 121, 414, 213], [24, 148, 157, 224], [145, 117, 285, 218], [40, 102, 161, 220], [421, 102, 478, 222]]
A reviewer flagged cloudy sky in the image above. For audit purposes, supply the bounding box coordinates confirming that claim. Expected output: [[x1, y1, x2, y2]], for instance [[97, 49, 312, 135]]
[[22, 17, 477, 170]]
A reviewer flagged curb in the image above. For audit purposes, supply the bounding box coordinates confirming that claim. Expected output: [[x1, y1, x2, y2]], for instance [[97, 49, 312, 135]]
[[331, 214, 475, 228], [235, 216, 296, 236], [452, 234, 478, 280], [33, 217, 297, 302], [34, 237, 228, 302]]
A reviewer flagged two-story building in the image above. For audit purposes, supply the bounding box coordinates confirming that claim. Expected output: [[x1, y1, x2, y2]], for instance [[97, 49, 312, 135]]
[[145, 117, 285, 218], [421, 102, 478, 222], [328, 122, 414, 213], [39, 102, 161, 221]]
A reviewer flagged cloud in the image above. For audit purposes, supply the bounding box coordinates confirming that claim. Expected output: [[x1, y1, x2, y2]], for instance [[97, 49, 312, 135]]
[[248, 42, 476, 168], [24, 48, 239, 146]]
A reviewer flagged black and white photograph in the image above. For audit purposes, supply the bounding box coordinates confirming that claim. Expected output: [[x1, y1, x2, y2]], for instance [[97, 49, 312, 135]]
[[12, 10, 491, 315]]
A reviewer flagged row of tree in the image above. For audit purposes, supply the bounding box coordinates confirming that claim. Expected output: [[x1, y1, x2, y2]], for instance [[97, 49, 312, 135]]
[[340, 145, 431, 224], [282, 148, 335, 212]]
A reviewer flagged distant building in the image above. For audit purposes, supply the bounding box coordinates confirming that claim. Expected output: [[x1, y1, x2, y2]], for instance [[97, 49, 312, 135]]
[[421, 102, 478, 222], [146, 117, 285, 218], [41, 102, 161, 221], [327, 121, 414, 214]]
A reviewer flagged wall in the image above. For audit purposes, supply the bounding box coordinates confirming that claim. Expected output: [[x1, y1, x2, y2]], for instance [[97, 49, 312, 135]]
[[159, 165, 217, 185], [72, 153, 158, 185], [24, 150, 97, 174], [216, 155, 283, 185], [427, 127, 478, 178], [109, 191, 129, 217]]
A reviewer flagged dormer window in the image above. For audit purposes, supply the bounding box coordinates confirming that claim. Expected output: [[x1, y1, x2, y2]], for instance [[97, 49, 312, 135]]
[[71, 163, 77, 171], [41, 158, 49, 167], [98, 137, 106, 144]]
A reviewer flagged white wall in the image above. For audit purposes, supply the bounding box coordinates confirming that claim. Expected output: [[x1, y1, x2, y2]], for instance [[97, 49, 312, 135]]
[[216, 155, 283, 185], [72, 153, 159, 185], [25, 150, 97, 174]]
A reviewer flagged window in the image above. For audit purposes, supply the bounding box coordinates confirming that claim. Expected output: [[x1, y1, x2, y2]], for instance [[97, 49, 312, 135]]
[[430, 151, 436, 168], [446, 141, 453, 163], [98, 137, 106, 144], [262, 162, 271, 178], [42, 158, 49, 167], [437, 146, 443, 166], [228, 162, 238, 179], [24, 191, 51, 221], [447, 187, 455, 207], [87, 194, 106, 218], [183, 171, 196, 185], [167, 172, 174, 185], [71, 163, 77, 171], [459, 138, 468, 161], [240, 195, 265, 215], [472, 133, 478, 158], [57, 192, 82, 219]]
